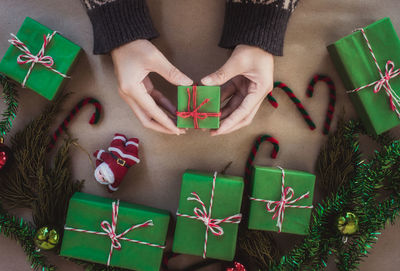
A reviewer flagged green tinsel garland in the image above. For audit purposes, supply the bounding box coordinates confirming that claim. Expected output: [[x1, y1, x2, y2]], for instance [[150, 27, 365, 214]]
[[265, 119, 400, 270], [0, 205, 55, 271]]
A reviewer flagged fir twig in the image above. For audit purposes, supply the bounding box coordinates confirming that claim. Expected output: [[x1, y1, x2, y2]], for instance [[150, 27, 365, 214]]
[[0, 92, 84, 238]]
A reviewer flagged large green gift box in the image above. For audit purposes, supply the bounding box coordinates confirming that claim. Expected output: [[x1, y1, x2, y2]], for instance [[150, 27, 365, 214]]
[[60, 192, 170, 271], [248, 166, 315, 235], [328, 18, 400, 135], [177, 85, 221, 129], [0, 17, 81, 100], [173, 170, 243, 261]]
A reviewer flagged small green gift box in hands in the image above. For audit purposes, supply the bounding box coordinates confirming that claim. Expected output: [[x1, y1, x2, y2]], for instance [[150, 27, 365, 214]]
[[177, 85, 221, 129]]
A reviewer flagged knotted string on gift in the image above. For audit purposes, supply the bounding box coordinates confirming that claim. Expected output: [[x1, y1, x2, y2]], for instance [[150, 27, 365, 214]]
[[8, 31, 68, 87], [347, 28, 400, 118], [176, 85, 221, 129], [64, 200, 165, 266], [249, 166, 313, 233], [176, 172, 242, 258]]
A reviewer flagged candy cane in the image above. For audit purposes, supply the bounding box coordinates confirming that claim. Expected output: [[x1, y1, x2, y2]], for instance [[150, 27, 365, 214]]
[[306, 74, 336, 135], [48, 97, 102, 150], [267, 82, 316, 130], [244, 135, 279, 183]]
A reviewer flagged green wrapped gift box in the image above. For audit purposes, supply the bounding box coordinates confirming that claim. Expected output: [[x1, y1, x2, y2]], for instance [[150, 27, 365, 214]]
[[0, 17, 81, 100], [60, 192, 170, 271], [177, 85, 221, 129], [328, 17, 400, 135], [173, 170, 243, 261], [248, 166, 315, 235]]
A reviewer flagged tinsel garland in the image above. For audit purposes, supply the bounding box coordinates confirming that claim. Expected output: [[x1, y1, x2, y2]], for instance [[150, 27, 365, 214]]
[[0, 205, 55, 271], [264, 119, 400, 270]]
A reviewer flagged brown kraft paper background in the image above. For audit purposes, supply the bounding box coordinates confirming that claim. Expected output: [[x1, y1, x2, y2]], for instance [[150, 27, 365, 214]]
[[0, 0, 400, 270]]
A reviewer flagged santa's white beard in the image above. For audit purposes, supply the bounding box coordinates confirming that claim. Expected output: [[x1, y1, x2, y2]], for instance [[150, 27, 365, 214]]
[[94, 162, 115, 185]]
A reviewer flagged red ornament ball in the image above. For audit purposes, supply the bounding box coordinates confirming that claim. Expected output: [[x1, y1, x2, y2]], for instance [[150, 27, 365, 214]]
[[0, 143, 11, 170]]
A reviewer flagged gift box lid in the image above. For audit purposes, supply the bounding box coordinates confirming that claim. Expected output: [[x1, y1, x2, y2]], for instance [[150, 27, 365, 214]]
[[177, 86, 221, 129], [173, 170, 244, 261], [327, 17, 400, 135], [249, 166, 315, 235], [0, 17, 81, 100], [60, 192, 170, 271]]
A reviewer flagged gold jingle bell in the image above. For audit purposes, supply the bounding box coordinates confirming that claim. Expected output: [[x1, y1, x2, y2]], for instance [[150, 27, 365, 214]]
[[34, 227, 60, 250], [337, 212, 359, 235]]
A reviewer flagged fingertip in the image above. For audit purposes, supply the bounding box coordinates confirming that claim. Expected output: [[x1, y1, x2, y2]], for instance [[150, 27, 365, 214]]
[[181, 77, 193, 86], [201, 76, 213, 86], [210, 130, 219, 136]]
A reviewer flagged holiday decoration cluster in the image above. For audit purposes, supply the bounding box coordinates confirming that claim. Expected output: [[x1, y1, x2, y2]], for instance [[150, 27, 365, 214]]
[[0, 15, 400, 271]]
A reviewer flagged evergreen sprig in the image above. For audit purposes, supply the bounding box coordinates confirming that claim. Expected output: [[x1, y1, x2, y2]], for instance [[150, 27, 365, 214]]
[[0, 93, 84, 233], [0, 74, 18, 137], [0, 206, 55, 271]]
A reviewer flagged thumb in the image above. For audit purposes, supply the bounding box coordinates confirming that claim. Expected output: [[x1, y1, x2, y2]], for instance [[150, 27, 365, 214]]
[[201, 56, 243, 86], [153, 53, 193, 86]]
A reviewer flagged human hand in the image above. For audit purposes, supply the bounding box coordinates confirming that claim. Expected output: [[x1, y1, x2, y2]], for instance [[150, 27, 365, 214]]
[[111, 40, 193, 135], [201, 45, 274, 136]]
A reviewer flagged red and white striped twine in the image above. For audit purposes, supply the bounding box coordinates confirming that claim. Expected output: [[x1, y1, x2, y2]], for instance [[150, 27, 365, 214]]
[[348, 28, 400, 118], [176, 172, 242, 258], [249, 166, 313, 233], [8, 31, 68, 87], [64, 200, 165, 266]]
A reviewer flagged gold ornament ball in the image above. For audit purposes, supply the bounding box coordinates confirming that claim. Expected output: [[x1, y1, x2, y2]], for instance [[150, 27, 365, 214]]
[[337, 212, 359, 235], [34, 227, 60, 250]]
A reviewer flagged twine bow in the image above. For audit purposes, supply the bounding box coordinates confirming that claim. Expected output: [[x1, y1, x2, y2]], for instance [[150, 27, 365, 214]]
[[8, 31, 68, 87], [348, 28, 400, 118], [250, 166, 313, 233], [176, 172, 242, 258], [176, 85, 221, 129], [64, 200, 165, 266]]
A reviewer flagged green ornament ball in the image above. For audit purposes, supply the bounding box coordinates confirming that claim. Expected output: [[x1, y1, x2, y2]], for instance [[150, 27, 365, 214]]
[[34, 227, 60, 250], [337, 212, 359, 235]]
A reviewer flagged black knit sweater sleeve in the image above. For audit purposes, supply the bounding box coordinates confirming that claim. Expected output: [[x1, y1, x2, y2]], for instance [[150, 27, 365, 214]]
[[81, 0, 158, 54], [219, 0, 300, 56], [81, 0, 298, 56]]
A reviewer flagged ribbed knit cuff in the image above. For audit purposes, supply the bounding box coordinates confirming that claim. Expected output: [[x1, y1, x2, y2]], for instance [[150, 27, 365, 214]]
[[219, 2, 291, 56], [87, 0, 159, 54]]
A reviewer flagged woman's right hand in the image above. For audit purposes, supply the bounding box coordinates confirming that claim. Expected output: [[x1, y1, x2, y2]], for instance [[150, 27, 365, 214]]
[[111, 39, 193, 135]]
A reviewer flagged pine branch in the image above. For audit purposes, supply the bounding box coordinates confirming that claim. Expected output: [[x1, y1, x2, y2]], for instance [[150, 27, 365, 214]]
[[0, 92, 84, 239]]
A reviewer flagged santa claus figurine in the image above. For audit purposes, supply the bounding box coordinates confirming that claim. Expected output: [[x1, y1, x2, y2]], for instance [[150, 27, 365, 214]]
[[93, 133, 140, 192]]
